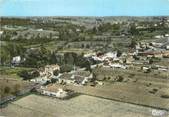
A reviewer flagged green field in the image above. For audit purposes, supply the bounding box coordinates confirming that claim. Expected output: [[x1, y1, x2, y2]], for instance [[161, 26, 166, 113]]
[[0, 66, 34, 79]]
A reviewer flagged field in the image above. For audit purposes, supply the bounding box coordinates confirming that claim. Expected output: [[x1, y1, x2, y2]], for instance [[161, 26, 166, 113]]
[[0, 66, 34, 79], [51, 67, 169, 110], [0, 75, 33, 98], [1, 94, 167, 117]]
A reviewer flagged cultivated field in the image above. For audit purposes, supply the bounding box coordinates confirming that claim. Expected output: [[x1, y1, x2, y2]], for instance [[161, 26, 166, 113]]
[[1, 94, 168, 117]]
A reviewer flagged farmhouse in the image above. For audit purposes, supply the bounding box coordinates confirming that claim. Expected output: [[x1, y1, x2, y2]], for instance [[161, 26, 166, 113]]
[[30, 77, 50, 84], [58, 73, 75, 84], [11, 56, 22, 65], [39, 85, 68, 99]]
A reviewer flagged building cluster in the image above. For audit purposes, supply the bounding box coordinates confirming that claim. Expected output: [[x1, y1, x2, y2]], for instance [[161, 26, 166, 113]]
[[83, 38, 169, 73], [57, 71, 94, 86], [30, 64, 60, 84], [29, 36, 169, 89]]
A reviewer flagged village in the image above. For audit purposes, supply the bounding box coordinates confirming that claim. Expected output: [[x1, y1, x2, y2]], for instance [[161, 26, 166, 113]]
[[1, 17, 169, 116], [12, 35, 168, 106]]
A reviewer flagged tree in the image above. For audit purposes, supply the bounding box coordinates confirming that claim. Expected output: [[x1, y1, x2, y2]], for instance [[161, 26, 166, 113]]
[[23, 45, 50, 68], [60, 64, 73, 73], [53, 69, 59, 76], [130, 24, 139, 35], [32, 70, 40, 78], [0, 43, 25, 65], [86, 44, 90, 49], [4, 86, 11, 94], [50, 52, 57, 64], [81, 44, 85, 48], [116, 75, 124, 82], [64, 52, 77, 65], [17, 70, 31, 80], [130, 38, 137, 48], [17, 70, 39, 80], [117, 49, 122, 57], [51, 78, 58, 83]]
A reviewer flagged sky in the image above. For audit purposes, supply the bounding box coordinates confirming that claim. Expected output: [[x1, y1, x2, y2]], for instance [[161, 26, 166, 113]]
[[0, 0, 169, 16]]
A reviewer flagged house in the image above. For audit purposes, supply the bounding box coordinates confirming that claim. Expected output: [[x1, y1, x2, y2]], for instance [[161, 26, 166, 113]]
[[30, 77, 50, 84], [58, 71, 92, 85], [166, 45, 169, 50], [104, 52, 117, 59], [155, 35, 164, 39], [11, 56, 21, 65], [95, 81, 104, 85], [125, 55, 135, 64], [138, 49, 168, 58], [74, 75, 87, 85], [109, 63, 127, 69], [92, 52, 117, 62], [84, 52, 96, 58], [39, 86, 69, 99], [0, 30, 3, 35], [76, 28, 81, 32], [141, 66, 151, 73], [150, 42, 163, 48], [154, 65, 168, 72], [73, 73, 91, 85], [58, 73, 74, 84], [38, 64, 60, 79], [165, 34, 169, 37], [45, 64, 60, 75], [74, 71, 91, 77], [38, 68, 46, 77]]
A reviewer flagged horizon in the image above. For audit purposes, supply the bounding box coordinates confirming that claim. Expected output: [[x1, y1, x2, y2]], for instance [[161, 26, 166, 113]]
[[0, 0, 169, 16]]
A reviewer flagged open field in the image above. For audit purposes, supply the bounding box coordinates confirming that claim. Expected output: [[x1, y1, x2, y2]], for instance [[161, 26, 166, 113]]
[[51, 67, 169, 110], [0, 75, 34, 98], [1, 94, 168, 117], [55, 82, 169, 110]]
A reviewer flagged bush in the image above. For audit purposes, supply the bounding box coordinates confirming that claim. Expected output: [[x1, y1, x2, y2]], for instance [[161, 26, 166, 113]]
[[116, 75, 124, 82], [32, 70, 40, 77], [17, 70, 30, 80], [17, 70, 39, 80], [60, 64, 73, 73], [13, 84, 21, 95], [53, 70, 59, 76], [4, 86, 11, 94], [51, 78, 58, 83]]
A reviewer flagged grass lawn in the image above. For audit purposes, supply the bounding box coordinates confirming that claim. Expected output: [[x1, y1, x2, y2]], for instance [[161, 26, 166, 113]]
[[0, 66, 34, 79]]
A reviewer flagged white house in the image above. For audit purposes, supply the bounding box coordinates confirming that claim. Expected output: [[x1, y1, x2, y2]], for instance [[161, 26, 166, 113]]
[[11, 56, 21, 65], [30, 77, 49, 84], [0, 31, 3, 35], [92, 52, 117, 62], [165, 34, 169, 37], [41, 87, 68, 99], [155, 35, 164, 39], [109, 63, 127, 69], [166, 45, 169, 50]]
